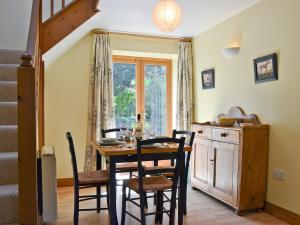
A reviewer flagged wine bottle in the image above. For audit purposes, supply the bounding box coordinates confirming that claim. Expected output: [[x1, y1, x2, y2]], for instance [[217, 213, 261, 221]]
[[134, 114, 143, 141]]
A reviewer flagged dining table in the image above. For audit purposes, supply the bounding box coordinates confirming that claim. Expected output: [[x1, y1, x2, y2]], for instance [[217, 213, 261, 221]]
[[94, 141, 192, 225]]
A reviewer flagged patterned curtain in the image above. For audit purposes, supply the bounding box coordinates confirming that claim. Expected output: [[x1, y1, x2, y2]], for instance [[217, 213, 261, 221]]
[[84, 34, 115, 171], [176, 41, 193, 131]]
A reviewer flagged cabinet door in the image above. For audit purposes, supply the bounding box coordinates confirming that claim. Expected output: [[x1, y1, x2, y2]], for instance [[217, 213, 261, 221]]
[[191, 138, 211, 192], [209, 141, 238, 206]]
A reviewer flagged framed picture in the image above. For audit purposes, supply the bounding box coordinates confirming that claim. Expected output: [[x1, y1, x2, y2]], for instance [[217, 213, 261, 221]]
[[254, 53, 278, 83], [201, 69, 215, 89]]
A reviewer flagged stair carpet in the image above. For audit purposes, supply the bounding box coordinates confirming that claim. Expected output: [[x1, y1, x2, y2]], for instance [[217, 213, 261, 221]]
[[0, 49, 22, 225]]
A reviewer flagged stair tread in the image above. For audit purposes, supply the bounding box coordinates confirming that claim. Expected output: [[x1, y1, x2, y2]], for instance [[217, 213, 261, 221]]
[[0, 81, 17, 102], [0, 102, 17, 125], [0, 125, 18, 153], [0, 184, 18, 224], [0, 184, 18, 195], [0, 152, 18, 185], [0, 50, 19, 224], [0, 81, 17, 84], [0, 64, 19, 67], [0, 152, 18, 159], [0, 65, 17, 81], [0, 49, 23, 65], [0, 125, 17, 129]]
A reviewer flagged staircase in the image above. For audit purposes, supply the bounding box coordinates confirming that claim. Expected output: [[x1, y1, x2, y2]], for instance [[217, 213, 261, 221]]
[[0, 0, 100, 224], [0, 49, 22, 224]]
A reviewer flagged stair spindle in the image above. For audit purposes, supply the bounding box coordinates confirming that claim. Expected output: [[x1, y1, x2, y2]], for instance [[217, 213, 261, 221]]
[[50, 0, 54, 17]]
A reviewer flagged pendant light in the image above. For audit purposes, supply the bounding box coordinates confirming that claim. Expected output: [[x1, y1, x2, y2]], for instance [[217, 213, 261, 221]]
[[153, 0, 182, 32]]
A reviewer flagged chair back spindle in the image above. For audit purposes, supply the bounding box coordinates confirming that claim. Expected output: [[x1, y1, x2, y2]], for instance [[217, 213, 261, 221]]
[[66, 132, 79, 187], [101, 127, 131, 139], [136, 137, 186, 193], [171, 130, 195, 167]]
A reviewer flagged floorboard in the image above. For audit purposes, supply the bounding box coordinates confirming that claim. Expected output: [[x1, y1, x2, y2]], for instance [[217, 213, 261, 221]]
[[48, 185, 288, 225]]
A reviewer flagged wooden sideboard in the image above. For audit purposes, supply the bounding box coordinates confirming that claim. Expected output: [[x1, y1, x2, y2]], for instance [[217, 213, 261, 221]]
[[191, 107, 269, 213]]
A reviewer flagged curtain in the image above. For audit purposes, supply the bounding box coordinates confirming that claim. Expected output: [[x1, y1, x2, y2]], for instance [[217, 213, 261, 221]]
[[84, 34, 115, 171], [176, 41, 193, 131]]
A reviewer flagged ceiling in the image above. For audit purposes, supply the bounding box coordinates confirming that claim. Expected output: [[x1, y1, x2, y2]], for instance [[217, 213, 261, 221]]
[[91, 0, 261, 37]]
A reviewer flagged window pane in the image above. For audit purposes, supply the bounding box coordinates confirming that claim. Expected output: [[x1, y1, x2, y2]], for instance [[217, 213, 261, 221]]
[[113, 63, 136, 129], [144, 64, 167, 136]]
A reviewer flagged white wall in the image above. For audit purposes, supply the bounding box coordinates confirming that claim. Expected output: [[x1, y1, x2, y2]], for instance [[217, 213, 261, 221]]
[[0, 0, 32, 50]]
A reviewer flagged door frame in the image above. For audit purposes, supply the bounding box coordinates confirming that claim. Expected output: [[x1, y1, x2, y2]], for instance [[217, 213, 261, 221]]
[[112, 55, 173, 135]]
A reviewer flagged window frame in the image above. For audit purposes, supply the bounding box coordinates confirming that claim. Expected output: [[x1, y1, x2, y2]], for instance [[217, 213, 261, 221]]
[[112, 55, 173, 135]]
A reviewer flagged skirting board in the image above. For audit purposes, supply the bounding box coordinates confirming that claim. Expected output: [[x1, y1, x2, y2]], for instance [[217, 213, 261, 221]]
[[57, 178, 73, 187], [264, 202, 300, 225], [56, 180, 300, 225]]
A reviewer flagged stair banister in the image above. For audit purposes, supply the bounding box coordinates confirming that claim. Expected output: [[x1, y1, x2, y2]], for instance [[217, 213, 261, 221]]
[[17, 0, 42, 224]]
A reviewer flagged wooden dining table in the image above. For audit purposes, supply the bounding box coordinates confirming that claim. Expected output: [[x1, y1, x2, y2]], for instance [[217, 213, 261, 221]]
[[94, 142, 192, 225]]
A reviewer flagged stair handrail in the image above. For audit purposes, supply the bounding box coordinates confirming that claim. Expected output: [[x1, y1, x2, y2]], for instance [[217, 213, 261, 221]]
[[21, 0, 41, 67]]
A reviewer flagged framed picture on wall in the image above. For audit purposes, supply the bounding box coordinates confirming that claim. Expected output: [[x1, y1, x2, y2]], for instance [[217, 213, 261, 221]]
[[201, 69, 215, 89], [254, 53, 278, 83]]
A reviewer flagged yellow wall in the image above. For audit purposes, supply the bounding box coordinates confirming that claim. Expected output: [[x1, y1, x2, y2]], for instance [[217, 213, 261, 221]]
[[193, 0, 300, 213], [44, 33, 178, 179]]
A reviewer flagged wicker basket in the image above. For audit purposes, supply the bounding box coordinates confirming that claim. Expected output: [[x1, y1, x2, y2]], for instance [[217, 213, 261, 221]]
[[218, 118, 237, 127]]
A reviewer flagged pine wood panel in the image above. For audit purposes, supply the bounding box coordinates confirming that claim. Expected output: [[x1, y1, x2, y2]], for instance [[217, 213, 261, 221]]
[[47, 186, 287, 225], [192, 124, 212, 139], [191, 138, 210, 192], [42, 0, 100, 53], [238, 126, 269, 211], [17, 0, 41, 223], [17, 66, 38, 225], [212, 128, 240, 144], [191, 121, 269, 213], [210, 141, 238, 207], [94, 143, 192, 156]]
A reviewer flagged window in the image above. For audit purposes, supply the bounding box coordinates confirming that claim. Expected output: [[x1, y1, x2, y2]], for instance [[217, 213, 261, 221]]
[[112, 56, 172, 136]]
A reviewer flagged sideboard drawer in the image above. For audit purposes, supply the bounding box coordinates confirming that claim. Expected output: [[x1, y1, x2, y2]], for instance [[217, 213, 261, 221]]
[[192, 125, 212, 139], [212, 128, 240, 144]]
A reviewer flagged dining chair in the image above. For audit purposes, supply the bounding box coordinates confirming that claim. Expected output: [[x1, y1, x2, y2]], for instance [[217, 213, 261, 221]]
[[66, 132, 110, 225], [121, 137, 186, 225], [101, 128, 140, 200], [101, 127, 129, 139], [144, 129, 195, 215], [101, 128, 138, 175]]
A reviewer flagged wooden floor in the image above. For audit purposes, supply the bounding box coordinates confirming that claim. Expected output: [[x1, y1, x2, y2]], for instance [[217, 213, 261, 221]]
[[49, 185, 288, 225]]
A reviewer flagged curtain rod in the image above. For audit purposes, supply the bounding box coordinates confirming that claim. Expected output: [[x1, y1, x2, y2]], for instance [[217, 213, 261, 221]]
[[91, 29, 192, 42]]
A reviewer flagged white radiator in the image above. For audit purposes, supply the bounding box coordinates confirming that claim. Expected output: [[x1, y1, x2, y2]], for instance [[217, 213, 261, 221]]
[[41, 153, 58, 222]]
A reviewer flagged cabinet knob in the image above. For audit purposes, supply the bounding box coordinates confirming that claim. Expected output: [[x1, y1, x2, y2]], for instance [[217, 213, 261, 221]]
[[220, 132, 228, 137], [198, 130, 203, 134], [210, 159, 214, 164]]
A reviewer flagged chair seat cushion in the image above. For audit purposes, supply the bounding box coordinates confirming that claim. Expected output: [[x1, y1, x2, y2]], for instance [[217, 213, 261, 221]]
[[78, 170, 109, 185], [116, 162, 138, 171], [127, 176, 173, 192]]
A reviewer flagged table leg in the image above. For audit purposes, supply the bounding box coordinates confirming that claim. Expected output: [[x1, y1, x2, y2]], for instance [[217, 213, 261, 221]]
[[96, 151, 102, 170], [109, 157, 118, 225], [183, 153, 190, 215], [178, 154, 185, 225]]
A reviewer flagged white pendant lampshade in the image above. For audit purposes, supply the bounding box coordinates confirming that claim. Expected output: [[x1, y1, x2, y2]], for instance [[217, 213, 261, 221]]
[[153, 0, 182, 32]]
